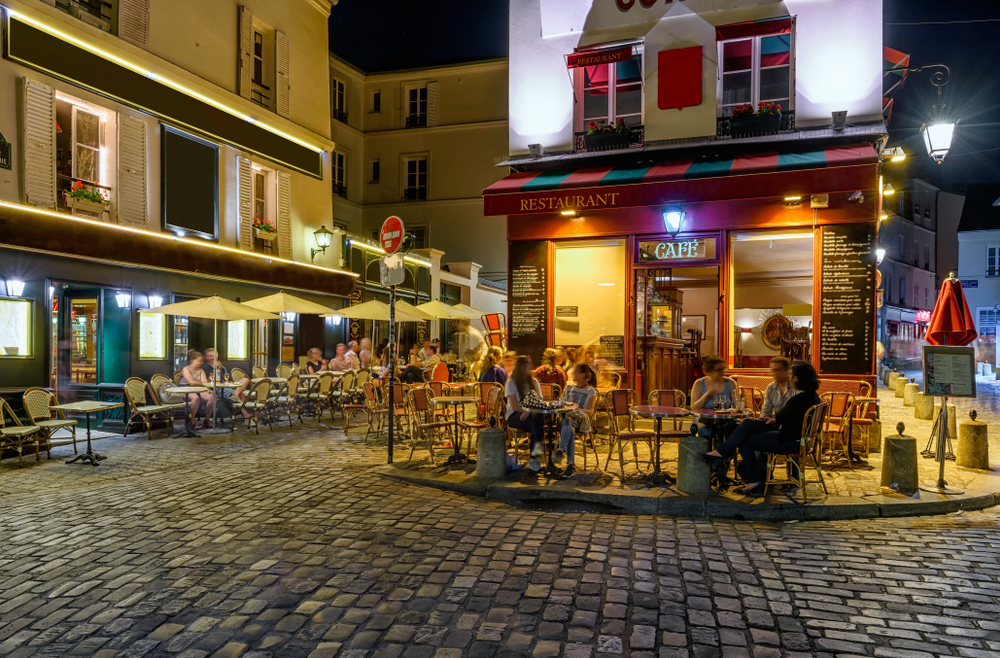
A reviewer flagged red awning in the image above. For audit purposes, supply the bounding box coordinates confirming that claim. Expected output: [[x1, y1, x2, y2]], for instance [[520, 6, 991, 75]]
[[716, 17, 793, 41], [484, 144, 878, 216]]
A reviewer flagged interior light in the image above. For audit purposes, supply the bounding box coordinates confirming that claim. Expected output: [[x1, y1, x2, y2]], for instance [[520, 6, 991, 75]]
[[880, 213, 888, 221], [784, 196, 802, 202], [5, 279, 25, 297], [115, 291, 131, 308], [597, 283, 615, 287], [889, 147, 906, 162], [876, 248, 886, 263], [922, 121, 956, 165], [560, 210, 578, 217], [883, 183, 895, 196], [330, 315, 342, 326], [662, 205, 685, 236], [148, 294, 163, 308]]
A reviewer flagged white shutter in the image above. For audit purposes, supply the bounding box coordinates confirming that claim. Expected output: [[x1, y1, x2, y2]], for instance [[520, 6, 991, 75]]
[[276, 170, 292, 259], [237, 156, 253, 251], [275, 30, 290, 118], [117, 114, 148, 228], [426, 81, 439, 127], [119, 0, 149, 47], [237, 6, 253, 100], [21, 78, 57, 210]]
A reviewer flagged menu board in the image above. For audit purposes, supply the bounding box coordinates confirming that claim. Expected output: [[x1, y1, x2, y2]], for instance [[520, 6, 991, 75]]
[[599, 335, 625, 368], [818, 224, 876, 375], [922, 345, 977, 397], [509, 240, 548, 363]]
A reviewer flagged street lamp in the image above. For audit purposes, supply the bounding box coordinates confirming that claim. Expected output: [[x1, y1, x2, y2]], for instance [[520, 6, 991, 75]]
[[662, 205, 685, 236], [876, 248, 886, 264], [311, 225, 335, 261], [886, 63, 956, 164]]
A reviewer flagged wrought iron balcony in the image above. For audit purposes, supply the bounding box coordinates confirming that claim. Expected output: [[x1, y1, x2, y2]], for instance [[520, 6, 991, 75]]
[[403, 188, 427, 201], [716, 110, 795, 138], [406, 115, 427, 128], [333, 183, 347, 199], [574, 125, 644, 153], [333, 109, 348, 124]]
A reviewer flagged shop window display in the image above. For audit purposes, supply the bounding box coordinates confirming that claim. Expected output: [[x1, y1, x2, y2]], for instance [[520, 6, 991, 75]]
[[554, 240, 626, 366], [0, 299, 32, 357]]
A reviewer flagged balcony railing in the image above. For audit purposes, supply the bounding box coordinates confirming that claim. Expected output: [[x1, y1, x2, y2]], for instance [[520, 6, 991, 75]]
[[988, 269, 999, 278], [251, 82, 270, 109], [56, 0, 112, 33], [716, 110, 796, 138], [333, 109, 348, 124], [573, 125, 644, 153], [403, 188, 427, 201], [406, 115, 427, 128], [333, 183, 347, 199]]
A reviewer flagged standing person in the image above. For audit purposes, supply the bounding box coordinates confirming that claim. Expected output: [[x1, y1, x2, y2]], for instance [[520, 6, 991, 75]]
[[452, 319, 486, 363], [359, 338, 373, 368], [505, 356, 545, 473], [203, 348, 251, 411], [533, 348, 568, 390], [478, 346, 508, 385], [305, 348, 325, 374], [690, 355, 736, 440], [702, 363, 821, 496], [553, 364, 598, 478]]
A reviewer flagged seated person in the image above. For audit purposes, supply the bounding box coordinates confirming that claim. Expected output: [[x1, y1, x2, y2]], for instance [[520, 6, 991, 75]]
[[305, 348, 325, 374], [203, 348, 251, 417], [505, 356, 545, 473], [533, 348, 567, 390], [690, 355, 737, 440], [478, 346, 508, 385], [553, 364, 598, 478], [327, 344, 353, 371], [402, 345, 440, 384], [702, 362, 822, 496], [345, 341, 361, 370], [502, 350, 517, 377], [359, 338, 373, 369], [160, 350, 215, 429], [417, 340, 432, 362]]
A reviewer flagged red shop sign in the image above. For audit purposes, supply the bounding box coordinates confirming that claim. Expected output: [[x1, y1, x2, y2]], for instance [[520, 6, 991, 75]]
[[567, 46, 633, 69]]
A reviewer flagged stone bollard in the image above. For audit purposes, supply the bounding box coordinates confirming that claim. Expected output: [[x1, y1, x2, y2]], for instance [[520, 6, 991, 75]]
[[881, 422, 919, 495], [995, 366, 1000, 381], [886, 371, 899, 389], [868, 419, 883, 454], [475, 427, 508, 480], [677, 434, 711, 496], [957, 410, 990, 470], [914, 393, 934, 420], [933, 404, 957, 439], [903, 379, 918, 407], [894, 375, 907, 398]]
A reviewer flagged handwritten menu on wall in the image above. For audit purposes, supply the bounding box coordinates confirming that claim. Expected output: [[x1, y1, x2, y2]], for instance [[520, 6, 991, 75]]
[[509, 240, 548, 364], [819, 224, 876, 375], [599, 335, 625, 368]]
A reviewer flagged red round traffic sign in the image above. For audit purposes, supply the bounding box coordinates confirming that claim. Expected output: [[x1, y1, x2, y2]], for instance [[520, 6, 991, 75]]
[[380, 216, 405, 254]]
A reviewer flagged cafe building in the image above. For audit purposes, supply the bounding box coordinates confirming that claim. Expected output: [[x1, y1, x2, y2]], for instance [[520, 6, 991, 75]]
[[488, 0, 887, 397]]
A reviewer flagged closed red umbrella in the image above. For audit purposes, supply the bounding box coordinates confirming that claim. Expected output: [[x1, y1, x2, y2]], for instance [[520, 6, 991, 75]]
[[925, 275, 977, 347]]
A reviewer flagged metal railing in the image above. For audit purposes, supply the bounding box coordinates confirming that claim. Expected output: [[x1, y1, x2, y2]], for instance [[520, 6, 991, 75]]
[[406, 115, 427, 128], [573, 125, 645, 153], [333, 109, 348, 124], [333, 183, 347, 199], [403, 188, 427, 201]]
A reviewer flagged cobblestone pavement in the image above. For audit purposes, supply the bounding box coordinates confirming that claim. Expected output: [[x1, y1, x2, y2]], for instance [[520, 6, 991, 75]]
[[2, 416, 1000, 658]]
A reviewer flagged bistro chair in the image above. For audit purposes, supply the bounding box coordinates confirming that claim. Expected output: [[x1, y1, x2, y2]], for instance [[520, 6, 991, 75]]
[[303, 372, 336, 422], [737, 387, 765, 418], [231, 367, 249, 382], [172, 369, 184, 385], [407, 387, 450, 463], [647, 389, 691, 443], [764, 401, 829, 502], [603, 388, 655, 480], [539, 383, 562, 401], [23, 388, 78, 458], [277, 364, 294, 379], [237, 379, 274, 434], [252, 365, 267, 379], [123, 377, 175, 440], [150, 373, 186, 419], [354, 370, 372, 398], [0, 399, 46, 467], [458, 382, 504, 455], [273, 374, 302, 427], [345, 381, 386, 441], [821, 392, 856, 469], [331, 370, 357, 419], [388, 382, 410, 436], [429, 362, 450, 383]]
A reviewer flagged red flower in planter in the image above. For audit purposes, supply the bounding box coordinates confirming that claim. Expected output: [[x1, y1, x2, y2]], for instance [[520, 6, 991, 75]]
[[731, 103, 754, 118]]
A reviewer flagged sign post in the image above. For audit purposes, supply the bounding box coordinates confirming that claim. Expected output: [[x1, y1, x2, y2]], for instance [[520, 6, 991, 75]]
[[380, 216, 406, 464], [919, 343, 976, 495]]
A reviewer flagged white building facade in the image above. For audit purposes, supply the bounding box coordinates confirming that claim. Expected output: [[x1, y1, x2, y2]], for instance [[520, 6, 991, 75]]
[[955, 184, 1000, 366]]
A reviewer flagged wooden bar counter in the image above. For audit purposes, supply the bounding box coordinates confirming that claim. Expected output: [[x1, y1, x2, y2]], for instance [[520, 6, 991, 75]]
[[638, 336, 689, 401]]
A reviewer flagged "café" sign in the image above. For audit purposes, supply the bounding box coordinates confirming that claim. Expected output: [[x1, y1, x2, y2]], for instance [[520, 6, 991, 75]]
[[638, 238, 713, 262]]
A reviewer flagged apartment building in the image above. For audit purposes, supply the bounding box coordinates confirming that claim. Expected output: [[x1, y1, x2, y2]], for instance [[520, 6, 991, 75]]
[[955, 184, 1000, 365]]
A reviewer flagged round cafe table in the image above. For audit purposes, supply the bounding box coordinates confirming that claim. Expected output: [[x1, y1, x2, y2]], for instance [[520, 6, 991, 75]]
[[525, 402, 578, 478], [164, 386, 209, 438], [630, 405, 691, 487], [430, 396, 478, 463], [693, 408, 747, 488]]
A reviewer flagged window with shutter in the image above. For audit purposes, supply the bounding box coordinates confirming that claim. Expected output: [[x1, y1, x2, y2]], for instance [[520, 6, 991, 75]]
[[333, 153, 346, 198], [988, 246, 999, 277], [426, 82, 439, 127], [117, 114, 148, 229], [372, 90, 381, 113], [717, 22, 794, 117], [237, 6, 253, 100], [21, 78, 57, 209], [275, 31, 290, 118], [276, 171, 292, 259], [332, 79, 347, 123], [405, 86, 428, 127], [119, 0, 150, 47], [237, 156, 253, 251]]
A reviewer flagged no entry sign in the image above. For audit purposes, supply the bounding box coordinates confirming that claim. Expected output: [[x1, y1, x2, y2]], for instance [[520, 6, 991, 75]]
[[380, 216, 404, 254]]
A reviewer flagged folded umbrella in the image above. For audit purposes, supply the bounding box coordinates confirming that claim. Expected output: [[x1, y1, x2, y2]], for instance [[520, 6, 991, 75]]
[[926, 276, 977, 347]]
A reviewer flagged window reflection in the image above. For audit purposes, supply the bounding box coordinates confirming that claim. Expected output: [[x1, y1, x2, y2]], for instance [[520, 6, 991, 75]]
[[70, 298, 98, 383]]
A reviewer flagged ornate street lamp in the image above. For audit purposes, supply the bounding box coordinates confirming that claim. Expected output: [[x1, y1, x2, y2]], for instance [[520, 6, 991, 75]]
[[887, 63, 956, 164], [662, 205, 685, 236], [311, 225, 335, 261]]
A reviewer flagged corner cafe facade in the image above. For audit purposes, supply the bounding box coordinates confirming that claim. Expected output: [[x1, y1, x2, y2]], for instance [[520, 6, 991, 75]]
[[485, 137, 884, 397]]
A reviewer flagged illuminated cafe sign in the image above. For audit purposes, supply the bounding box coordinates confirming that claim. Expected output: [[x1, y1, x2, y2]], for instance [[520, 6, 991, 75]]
[[639, 238, 713, 262]]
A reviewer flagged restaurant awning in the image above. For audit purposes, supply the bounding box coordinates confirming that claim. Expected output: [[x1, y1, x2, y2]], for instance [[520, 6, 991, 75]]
[[483, 143, 878, 216]]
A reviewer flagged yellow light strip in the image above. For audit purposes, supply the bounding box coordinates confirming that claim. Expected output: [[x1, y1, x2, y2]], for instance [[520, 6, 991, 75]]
[[0, 200, 358, 278], [9, 8, 325, 154], [347, 238, 430, 266]]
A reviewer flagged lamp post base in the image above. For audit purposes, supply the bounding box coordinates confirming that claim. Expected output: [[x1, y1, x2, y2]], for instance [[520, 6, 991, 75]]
[[919, 481, 964, 496]]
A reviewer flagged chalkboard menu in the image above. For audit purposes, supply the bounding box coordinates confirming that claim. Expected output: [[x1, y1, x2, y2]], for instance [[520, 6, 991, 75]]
[[819, 224, 876, 375], [509, 240, 548, 363], [599, 335, 625, 368]]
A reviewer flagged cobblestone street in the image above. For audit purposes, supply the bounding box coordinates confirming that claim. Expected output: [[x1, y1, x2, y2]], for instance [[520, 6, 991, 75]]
[[2, 420, 1000, 658]]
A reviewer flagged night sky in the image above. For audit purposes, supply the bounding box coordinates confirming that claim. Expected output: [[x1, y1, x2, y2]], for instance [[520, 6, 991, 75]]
[[328, 0, 1000, 191]]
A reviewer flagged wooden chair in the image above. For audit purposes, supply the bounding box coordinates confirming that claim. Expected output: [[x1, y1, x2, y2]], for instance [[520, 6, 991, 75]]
[[237, 379, 274, 434], [737, 386, 765, 418], [277, 364, 294, 379], [407, 387, 449, 462], [345, 381, 386, 441], [821, 392, 856, 469], [1, 399, 46, 467], [458, 382, 504, 455], [231, 367, 249, 382], [764, 401, 829, 502], [251, 365, 267, 379], [123, 377, 175, 440], [603, 389, 655, 480], [273, 374, 302, 427], [22, 388, 77, 457]]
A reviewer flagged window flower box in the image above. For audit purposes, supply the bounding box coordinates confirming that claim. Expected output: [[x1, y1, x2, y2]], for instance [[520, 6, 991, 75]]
[[64, 193, 110, 219], [728, 113, 781, 138], [254, 227, 276, 242], [583, 131, 631, 152]]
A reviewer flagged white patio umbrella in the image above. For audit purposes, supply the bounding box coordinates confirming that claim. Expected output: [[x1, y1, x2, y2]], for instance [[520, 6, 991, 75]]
[[415, 300, 464, 319], [243, 291, 335, 316], [450, 303, 486, 318], [146, 296, 280, 433]]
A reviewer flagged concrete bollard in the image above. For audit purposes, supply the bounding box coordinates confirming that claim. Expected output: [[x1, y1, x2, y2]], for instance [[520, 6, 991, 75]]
[[914, 393, 934, 420], [933, 404, 957, 439], [894, 376, 907, 398], [887, 371, 900, 389], [881, 422, 919, 495], [995, 366, 1000, 381], [868, 419, 883, 454], [475, 427, 508, 480], [957, 410, 990, 470], [903, 380, 918, 407], [677, 435, 711, 496]]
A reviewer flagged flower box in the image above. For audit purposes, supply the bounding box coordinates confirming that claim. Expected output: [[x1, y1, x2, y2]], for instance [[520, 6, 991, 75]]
[[729, 113, 781, 138], [583, 131, 631, 152], [64, 194, 110, 219], [254, 227, 276, 241]]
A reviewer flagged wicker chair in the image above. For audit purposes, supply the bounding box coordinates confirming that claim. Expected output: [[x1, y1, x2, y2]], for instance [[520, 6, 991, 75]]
[[123, 377, 175, 440], [458, 382, 504, 456], [22, 388, 78, 457], [1, 399, 46, 467], [237, 379, 274, 434], [646, 388, 691, 447], [387, 382, 410, 436], [251, 365, 267, 379], [764, 401, 829, 502], [737, 387, 765, 418], [821, 392, 856, 469], [345, 381, 386, 441], [330, 371, 356, 419], [231, 367, 249, 382], [172, 369, 184, 385], [303, 372, 336, 422], [603, 389, 655, 479], [273, 374, 302, 427], [407, 387, 450, 463], [277, 364, 295, 379]]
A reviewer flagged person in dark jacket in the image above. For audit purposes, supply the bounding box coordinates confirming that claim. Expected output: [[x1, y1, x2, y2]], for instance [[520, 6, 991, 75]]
[[701, 362, 821, 496]]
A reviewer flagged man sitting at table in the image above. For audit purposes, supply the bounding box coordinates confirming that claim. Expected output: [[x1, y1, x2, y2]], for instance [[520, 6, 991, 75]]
[[327, 344, 356, 371], [204, 348, 251, 413], [402, 344, 440, 384], [417, 340, 432, 362]]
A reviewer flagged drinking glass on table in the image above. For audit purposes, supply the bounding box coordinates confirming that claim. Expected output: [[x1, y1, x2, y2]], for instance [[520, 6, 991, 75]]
[[224, 372, 230, 383]]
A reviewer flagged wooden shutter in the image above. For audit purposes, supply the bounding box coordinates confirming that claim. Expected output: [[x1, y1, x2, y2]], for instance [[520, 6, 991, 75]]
[[119, 0, 150, 47], [276, 170, 292, 259], [21, 78, 57, 210], [426, 81, 439, 127], [237, 156, 253, 251], [237, 6, 253, 100], [275, 30, 290, 118], [117, 114, 148, 228]]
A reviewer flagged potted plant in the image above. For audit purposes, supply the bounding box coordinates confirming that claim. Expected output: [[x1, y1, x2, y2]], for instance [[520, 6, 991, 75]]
[[729, 102, 782, 138], [583, 118, 631, 151], [253, 217, 276, 241], [64, 180, 110, 218]]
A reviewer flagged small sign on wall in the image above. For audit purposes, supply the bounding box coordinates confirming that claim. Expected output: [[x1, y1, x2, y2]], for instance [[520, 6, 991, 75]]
[[0, 131, 11, 170]]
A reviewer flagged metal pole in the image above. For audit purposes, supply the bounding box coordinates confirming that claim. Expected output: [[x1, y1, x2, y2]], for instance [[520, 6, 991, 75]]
[[387, 284, 396, 464], [936, 395, 948, 489]]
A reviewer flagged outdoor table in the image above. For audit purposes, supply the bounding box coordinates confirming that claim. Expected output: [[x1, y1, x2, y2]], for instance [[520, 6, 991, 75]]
[[526, 402, 578, 478], [253, 377, 286, 384], [693, 408, 746, 488], [631, 405, 691, 486], [50, 400, 124, 466], [431, 396, 478, 464], [165, 386, 208, 438]]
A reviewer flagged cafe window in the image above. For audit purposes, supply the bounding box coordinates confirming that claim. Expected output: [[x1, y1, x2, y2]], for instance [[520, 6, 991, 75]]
[[718, 32, 793, 117], [70, 298, 99, 383], [554, 240, 626, 364], [0, 299, 32, 357], [731, 232, 814, 367], [576, 52, 643, 130], [228, 320, 248, 360], [138, 312, 166, 360]]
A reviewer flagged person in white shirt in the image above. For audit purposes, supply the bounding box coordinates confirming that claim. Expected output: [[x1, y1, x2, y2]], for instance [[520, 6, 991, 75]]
[[505, 356, 545, 473]]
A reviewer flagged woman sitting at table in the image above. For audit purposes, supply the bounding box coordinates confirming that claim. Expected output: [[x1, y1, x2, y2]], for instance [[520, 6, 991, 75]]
[[553, 347, 569, 372], [178, 350, 215, 429], [505, 356, 545, 473], [553, 364, 598, 478], [305, 348, 324, 374], [690, 355, 736, 440], [701, 362, 821, 496], [533, 348, 567, 389], [479, 346, 508, 385]]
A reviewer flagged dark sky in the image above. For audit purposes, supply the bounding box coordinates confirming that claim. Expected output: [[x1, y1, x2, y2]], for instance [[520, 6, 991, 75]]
[[328, 0, 1000, 191]]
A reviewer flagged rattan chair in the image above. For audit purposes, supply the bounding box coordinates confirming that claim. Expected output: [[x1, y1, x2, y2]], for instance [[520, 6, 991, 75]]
[[407, 387, 450, 462], [345, 381, 386, 440], [251, 365, 267, 379], [123, 377, 175, 440], [172, 369, 184, 385], [457, 382, 504, 456], [273, 374, 302, 427], [603, 388, 655, 479], [0, 399, 46, 467], [231, 367, 249, 382], [764, 401, 829, 501], [237, 379, 274, 434], [303, 372, 336, 422], [22, 388, 77, 457], [737, 386, 764, 418], [821, 392, 856, 469], [276, 364, 294, 379]]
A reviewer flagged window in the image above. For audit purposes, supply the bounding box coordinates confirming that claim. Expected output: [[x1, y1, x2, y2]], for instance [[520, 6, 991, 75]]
[[228, 320, 248, 360], [370, 159, 380, 183], [372, 90, 381, 113], [988, 246, 1000, 277], [332, 78, 347, 123], [409, 224, 428, 249], [138, 312, 166, 360], [577, 52, 643, 130], [914, 284, 919, 307], [253, 31, 264, 85], [554, 240, 627, 356], [913, 239, 919, 266], [979, 308, 998, 337], [250, 30, 272, 108], [886, 274, 892, 303], [55, 93, 116, 217], [403, 156, 427, 200], [898, 235, 905, 261], [406, 86, 427, 127], [719, 33, 792, 116], [924, 288, 929, 310], [333, 152, 346, 198], [0, 299, 32, 357], [253, 169, 267, 223], [924, 245, 930, 270], [899, 277, 906, 306]]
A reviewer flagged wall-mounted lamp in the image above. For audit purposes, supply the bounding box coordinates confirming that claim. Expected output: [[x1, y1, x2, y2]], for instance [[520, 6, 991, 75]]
[[662, 205, 685, 236], [115, 291, 131, 308], [884, 63, 956, 164], [560, 210, 578, 217], [311, 225, 334, 261], [329, 315, 342, 326], [886, 147, 906, 162], [883, 183, 895, 196], [5, 279, 25, 297], [282, 312, 297, 322], [148, 294, 163, 308], [831, 110, 847, 130], [783, 195, 803, 207], [876, 248, 886, 264]]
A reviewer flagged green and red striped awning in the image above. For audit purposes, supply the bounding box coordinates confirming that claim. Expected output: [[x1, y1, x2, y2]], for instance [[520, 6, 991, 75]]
[[483, 144, 878, 216]]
